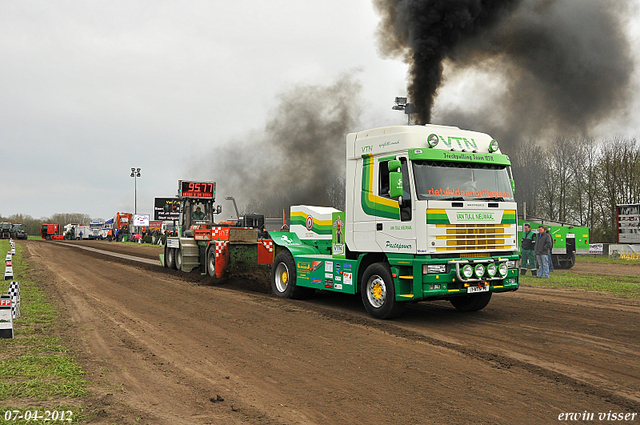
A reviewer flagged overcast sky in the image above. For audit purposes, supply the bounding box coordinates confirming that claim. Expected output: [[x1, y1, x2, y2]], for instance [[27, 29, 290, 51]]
[[2, 1, 639, 221]]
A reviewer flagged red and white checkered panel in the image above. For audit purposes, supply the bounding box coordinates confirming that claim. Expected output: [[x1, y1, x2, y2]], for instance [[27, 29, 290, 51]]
[[214, 241, 229, 257], [259, 239, 273, 252]]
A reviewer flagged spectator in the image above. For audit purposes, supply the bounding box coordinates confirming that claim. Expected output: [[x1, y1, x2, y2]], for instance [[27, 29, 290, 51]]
[[534, 225, 553, 278], [520, 223, 537, 276]]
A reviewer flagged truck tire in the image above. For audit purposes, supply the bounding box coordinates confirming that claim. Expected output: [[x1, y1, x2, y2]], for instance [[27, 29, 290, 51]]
[[556, 252, 576, 269], [271, 250, 314, 299], [207, 247, 216, 278], [176, 248, 183, 271], [360, 262, 404, 319], [449, 292, 492, 312], [166, 246, 176, 269]]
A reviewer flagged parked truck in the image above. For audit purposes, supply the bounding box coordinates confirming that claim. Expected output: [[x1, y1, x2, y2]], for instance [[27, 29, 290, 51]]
[[88, 221, 109, 240], [517, 217, 589, 269], [268, 125, 520, 318], [62, 223, 89, 240], [114, 212, 133, 241], [41, 224, 65, 240]]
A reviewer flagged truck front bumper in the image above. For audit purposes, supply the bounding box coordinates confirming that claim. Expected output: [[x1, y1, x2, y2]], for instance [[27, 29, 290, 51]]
[[390, 254, 520, 301]]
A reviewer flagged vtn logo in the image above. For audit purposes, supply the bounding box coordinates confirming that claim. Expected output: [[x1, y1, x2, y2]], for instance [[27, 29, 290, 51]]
[[361, 145, 373, 153]]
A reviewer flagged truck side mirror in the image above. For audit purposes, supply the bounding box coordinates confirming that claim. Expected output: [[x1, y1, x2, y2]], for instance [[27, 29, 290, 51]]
[[388, 160, 403, 200]]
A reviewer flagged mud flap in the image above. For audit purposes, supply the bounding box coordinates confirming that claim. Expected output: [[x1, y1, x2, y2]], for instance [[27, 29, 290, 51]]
[[214, 241, 230, 279]]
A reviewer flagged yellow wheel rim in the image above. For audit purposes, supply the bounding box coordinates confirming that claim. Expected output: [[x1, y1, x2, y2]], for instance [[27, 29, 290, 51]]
[[281, 271, 288, 284], [372, 283, 383, 299]]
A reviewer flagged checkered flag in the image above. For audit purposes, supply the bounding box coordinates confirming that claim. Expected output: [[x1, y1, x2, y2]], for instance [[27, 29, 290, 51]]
[[8, 281, 20, 319]]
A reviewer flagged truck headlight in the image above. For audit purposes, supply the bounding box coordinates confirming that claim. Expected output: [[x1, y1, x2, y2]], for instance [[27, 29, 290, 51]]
[[424, 264, 447, 274], [474, 264, 485, 278], [507, 260, 518, 269], [487, 263, 497, 277], [462, 264, 474, 279], [498, 263, 508, 277]]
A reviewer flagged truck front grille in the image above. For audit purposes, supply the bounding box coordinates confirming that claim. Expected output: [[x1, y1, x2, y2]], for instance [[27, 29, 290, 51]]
[[433, 224, 515, 251]]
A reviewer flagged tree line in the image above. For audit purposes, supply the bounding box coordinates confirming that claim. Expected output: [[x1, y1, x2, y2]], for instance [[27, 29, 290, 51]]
[[0, 213, 93, 238], [509, 136, 640, 243]]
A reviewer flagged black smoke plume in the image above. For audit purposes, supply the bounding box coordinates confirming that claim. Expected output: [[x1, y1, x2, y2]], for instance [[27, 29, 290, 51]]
[[374, 0, 634, 147], [193, 75, 361, 216], [374, 0, 523, 125]]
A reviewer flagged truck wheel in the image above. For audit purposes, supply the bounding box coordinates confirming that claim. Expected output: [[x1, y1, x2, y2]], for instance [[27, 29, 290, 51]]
[[166, 246, 176, 269], [207, 247, 216, 278], [565, 252, 576, 269], [271, 250, 314, 299], [449, 292, 492, 312], [557, 252, 576, 269], [360, 263, 404, 319], [176, 248, 183, 271]]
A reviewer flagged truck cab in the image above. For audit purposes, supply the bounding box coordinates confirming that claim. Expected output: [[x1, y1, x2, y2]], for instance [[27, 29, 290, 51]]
[[346, 125, 517, 256]]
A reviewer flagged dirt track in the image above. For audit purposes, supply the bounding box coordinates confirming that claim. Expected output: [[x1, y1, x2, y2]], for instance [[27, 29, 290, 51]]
[[15, 240, 640, 424]]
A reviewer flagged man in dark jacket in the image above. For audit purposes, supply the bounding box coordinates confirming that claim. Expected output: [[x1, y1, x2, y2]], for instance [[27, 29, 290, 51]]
[[521, 223, 537, 276], [534, 225, 553, 278]]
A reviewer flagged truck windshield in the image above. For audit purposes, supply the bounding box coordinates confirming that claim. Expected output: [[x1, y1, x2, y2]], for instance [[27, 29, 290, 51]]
[[412, 160, 514, 201]]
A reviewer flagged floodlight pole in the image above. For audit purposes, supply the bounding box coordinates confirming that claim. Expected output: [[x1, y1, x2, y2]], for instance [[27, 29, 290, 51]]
[[130, 167, 141, 215], [392, 96, 416, 125]]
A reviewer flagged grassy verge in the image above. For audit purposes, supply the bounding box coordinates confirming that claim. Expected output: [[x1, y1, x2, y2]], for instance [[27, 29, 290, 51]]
[[0, 240, 89, 423], [521, 271, 640, 298]]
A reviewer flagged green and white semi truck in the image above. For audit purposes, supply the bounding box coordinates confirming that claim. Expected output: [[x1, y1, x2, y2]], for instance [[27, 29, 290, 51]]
[[269, 125, 520, 319]]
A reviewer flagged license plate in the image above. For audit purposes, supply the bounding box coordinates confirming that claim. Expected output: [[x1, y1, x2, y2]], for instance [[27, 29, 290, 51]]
[[467, 285, 489, 294]]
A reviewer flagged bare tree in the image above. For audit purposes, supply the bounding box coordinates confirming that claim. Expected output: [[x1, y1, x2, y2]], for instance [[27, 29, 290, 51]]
[[509, 139, 545, 217], [49, 213, 91, 226], [570, 137, 600, 228]]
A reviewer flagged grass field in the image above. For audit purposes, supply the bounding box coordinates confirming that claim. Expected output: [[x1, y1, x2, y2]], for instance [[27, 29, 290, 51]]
[[0, 239, 89, 424], [521, 273, 640, 298], [520, 255, 640, 298]]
